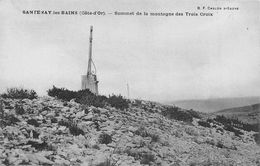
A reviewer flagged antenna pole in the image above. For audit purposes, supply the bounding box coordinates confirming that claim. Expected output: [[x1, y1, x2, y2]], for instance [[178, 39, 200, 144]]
[[87, 26, 93, 74]]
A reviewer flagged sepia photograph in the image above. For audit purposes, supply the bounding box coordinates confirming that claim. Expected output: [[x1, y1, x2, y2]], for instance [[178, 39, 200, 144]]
[[0, 0, 260, 165]]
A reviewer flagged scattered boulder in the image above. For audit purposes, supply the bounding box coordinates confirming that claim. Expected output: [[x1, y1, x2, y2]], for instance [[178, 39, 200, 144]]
[[0, 97, 259, 166]]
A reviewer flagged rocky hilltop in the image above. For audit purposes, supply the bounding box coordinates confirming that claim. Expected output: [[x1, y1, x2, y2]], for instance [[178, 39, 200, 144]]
[[0, 97, 260, 166]]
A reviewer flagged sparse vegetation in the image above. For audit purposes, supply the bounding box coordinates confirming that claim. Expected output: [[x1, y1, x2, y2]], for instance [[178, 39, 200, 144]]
[[92, 144, 100, 150], [135, 126, 149, 137], [50, 117, 58, 123], [30, 130, 40, 139], [224, 125, 243, 136], [69, 123, 84, 136], [198, 120, 211, 128], [1, 85, 259, 165], [98, 133, 112, 144], [206, 119, 214, 124], [75, 89, 107, 108], [47, 86, 106, 107], [95, 158, 117, 166], [134, 126, 160, 142], [41, 106, 50, 112], [58, 119, 84, 136], [187, 109, 201, 119], [107, 95, 129, 110], [27, 119, 40, 127], [26, 140, 55, 151], [15, 104, 25, 115], [58, 119, 71, 127], [150, 134, 160, 142], [216, 141, 224, 149], [47, 86, 129, 109], [1, 88, 37, 100], [213, 115, 258, 136], [3, 114, 20, 126], [121, 149, 155, 165], [140, 153, 155, 165], [47, 86, 77, 101], [162, 106, 193, 123]]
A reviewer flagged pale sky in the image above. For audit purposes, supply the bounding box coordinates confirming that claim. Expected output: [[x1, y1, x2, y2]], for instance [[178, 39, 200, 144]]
[[0, 0, 259, 102]]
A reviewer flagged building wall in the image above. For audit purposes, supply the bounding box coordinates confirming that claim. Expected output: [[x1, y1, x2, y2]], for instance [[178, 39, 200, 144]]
[[81, 74, 98, 94]]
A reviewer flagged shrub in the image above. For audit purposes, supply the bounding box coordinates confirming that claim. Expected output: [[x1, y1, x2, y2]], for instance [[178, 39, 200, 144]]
[[76, 92, 107, 108], [47, 86, 77, 101], [50, 117, 58, 123], [69, 124, 84, 136], [58, 119, 71, 127], [224, 125, 243, 136], [214, 115, 258, 132], [4, 114, 20, 126], [140, 153, 155, 165], [80, 105, 89, 114], [47, 86, 131, 110], [58, 119, 84, 136], [123, 149, 139, 159], [98, 133, 112, 144], [134, 126, 149, 137], [206, 119, 214, 124], [2, 159, 10, 165], [26, 140, 55, 151], [150, 134, 160, 142], [134, 126, 160, 142], [92, 144, 100, 150], [216, 141, 224, 148], [30, 130, 40, 139], [15, 104, 25, 115], [47, 86, 107, 108], [198, 120, 211, 128], [186, 109, 201, 119], [41, 106, 50, 112], [42, 119, 47, 124], [162, 106, 193, 123], [242, 123, 259, 132], [214, 115, 233, 127], [107, 95, 129, 110], [122, 149, 155, 164], [27, 119, 40, 127], [63, 102, 68, 106], [1, 88, 37, 100], [96, 158, 115, 166]]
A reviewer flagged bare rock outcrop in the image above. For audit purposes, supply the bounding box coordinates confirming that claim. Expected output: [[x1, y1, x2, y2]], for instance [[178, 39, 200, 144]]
[[0, 97, 259, 165]]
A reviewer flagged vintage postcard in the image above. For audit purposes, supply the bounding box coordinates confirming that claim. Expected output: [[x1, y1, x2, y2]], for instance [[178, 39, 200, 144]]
[[0, 0, 259, 165]]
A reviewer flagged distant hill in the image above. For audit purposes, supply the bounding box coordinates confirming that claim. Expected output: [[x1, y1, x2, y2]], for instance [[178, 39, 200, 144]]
[[168, 96, 260, 113], [215, 103, 260, 124]]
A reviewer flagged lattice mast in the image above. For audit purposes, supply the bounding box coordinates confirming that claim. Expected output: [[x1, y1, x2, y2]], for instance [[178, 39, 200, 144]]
[[87, 26, 93, 75], [81, 26, 98, 94]]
